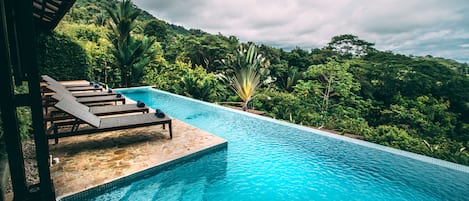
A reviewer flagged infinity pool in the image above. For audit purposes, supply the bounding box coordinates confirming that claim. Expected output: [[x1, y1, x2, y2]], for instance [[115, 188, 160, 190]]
[[73, 87, 469, 201]]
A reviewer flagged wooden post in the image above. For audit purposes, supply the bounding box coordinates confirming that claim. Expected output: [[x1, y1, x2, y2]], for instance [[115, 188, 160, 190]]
[[0, 1, 28, 200], [16, 0, 56, 199]]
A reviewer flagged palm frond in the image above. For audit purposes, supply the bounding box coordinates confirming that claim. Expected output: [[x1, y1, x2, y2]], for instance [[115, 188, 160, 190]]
[[230, 66, 261, 108]]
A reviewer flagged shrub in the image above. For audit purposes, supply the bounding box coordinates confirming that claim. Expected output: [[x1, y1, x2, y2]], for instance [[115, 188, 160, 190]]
[[36, 32, 90, 80], [366, 125, 427, 154], [253, 89, 301, 122]]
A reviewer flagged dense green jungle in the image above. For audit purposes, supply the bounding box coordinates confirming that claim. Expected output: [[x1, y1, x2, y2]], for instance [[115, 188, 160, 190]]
[[2, 0, 469, 166]]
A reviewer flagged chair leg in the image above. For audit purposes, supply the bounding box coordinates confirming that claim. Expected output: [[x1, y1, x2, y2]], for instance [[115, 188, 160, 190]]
[[169, 121, 172, 139], [53, 125, 59, 144]]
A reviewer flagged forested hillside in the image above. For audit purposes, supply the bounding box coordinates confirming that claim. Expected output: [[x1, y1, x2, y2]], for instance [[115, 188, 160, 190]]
[[35, 0, 469, 165]]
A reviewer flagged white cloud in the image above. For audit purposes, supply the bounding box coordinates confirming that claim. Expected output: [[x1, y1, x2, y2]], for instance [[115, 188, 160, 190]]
[[133, 0, 469, 63]]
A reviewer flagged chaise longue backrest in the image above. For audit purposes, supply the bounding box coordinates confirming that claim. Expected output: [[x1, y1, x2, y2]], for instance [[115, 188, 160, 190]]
[[54, 99, 101, 128]]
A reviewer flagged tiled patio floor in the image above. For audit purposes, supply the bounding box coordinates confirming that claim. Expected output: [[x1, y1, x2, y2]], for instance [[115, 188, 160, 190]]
[[48, 118, 226, 198]]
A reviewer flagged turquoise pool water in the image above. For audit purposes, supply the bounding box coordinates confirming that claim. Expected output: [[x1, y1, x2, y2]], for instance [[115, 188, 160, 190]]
[[85, 87, 468, 201]]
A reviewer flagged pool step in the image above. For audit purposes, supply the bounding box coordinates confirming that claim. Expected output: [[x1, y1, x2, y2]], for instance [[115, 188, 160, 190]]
[[153, 181, 184, 201], [152, 176, 208, 201], [180, 176, 207, 201], [120, 180, 162, 200]]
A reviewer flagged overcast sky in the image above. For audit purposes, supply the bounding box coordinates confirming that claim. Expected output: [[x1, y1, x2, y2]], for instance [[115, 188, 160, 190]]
[[133, 0, 469, 63]]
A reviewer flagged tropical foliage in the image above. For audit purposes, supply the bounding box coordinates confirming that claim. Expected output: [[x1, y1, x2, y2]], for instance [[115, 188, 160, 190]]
[[35, 0, 469, 165], [226, 44, 267, 110], [0, 84, 33, 158], [36, 32, 90, 80], [230, 66, 261, 110], [106, 0, 156, 87]]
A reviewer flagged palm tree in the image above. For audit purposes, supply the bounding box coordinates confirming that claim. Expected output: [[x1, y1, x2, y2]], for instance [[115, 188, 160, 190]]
[[106, 0, 139, 46], [129, 36, 156, 84], [106, 0, 154, 87], [228, 44, 266, 110], [278, 66, 299, 92], [230, 66, 261, 110]]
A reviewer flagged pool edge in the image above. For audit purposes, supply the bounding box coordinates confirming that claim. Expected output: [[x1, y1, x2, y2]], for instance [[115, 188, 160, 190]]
[[118, 86, 469, 174], [56, 140, 228, 201]]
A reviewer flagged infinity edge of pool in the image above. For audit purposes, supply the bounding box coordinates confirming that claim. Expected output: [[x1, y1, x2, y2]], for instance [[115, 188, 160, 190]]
[[118, 86, 469, 174]]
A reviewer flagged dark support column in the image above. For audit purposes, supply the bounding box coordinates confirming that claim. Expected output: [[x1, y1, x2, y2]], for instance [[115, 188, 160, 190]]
[[0, 1, 28, 200], [15, 0, 55, 200]]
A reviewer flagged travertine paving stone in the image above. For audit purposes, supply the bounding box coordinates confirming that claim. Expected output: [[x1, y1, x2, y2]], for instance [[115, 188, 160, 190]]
[[49, 118, 226, 198]]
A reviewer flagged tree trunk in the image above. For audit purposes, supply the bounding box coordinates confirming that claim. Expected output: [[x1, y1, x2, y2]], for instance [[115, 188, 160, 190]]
[[322, 75, 333, 114], [242, 102, 248, 111]]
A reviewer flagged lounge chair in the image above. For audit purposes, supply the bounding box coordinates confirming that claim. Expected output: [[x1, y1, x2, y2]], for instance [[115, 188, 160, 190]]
[[41, 75, 91, 88], [43, 89, 125, 114], [67, 90, 116, 98], [44, 100, 150, 124], [47, 99, 172, 144], [41, 75, 103, 92], [45, 83, 115, 98], [50, 92, 125, 106]]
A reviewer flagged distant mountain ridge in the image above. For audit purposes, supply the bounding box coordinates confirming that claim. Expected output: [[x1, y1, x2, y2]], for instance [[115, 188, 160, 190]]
[[72, 0, 193, 35], [73, 0, 468, 67]]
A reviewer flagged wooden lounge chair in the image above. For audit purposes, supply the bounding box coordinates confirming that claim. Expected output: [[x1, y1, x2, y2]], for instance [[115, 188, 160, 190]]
[[64, 86, 103, 92], [51, 92, 125, 105], [41, 75, 91, 88], [45, 83, 115, 98], [44, 101, 150, 124], [69, 90, 116, 98], [43, 89, 125, 114], [47, 99, 172, 144], [41, 75, 103, 92]]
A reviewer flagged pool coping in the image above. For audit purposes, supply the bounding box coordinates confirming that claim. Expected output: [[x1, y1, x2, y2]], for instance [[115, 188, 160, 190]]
[[56, 139, 228, 201], [123, 86, 469, 174]]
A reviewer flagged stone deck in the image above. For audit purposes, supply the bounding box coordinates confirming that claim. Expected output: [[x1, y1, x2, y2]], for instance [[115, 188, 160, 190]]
[[48, 118, 226, 199]]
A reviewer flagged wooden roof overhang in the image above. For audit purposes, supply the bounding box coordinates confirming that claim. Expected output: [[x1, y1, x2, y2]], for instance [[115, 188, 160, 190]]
[[33, 0, 76, 31]]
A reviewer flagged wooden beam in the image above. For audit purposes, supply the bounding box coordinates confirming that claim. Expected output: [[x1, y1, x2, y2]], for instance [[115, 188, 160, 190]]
[[5, 0, 23, 85], [0, 1, 28, 200], [15, 0, 55, 199], [33, 0, 76, 31], [47, 0, 75, 30], [35, 0, 61, 9], [13, 94, 31, 107], [33, 2, 56, 15]]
